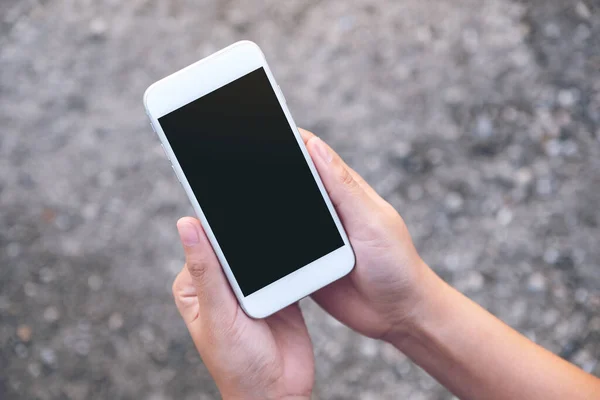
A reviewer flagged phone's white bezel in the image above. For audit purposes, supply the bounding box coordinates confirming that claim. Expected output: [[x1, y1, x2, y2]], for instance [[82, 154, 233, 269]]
[[144, 41, 355, 318]]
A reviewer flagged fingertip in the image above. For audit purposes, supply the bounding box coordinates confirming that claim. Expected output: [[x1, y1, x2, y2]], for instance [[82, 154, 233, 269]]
[[298, 127, 316, 143], [177, 216, 199, 229], [306, 136, 331, 165], [177, 217, 201, 247]]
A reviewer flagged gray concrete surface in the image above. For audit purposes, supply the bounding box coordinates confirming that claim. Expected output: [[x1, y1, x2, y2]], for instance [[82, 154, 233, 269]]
[[1, 0, 599, 399]]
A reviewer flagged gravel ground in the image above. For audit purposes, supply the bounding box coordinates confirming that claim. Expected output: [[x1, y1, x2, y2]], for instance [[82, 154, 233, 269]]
[[1, 1, 599, 399]]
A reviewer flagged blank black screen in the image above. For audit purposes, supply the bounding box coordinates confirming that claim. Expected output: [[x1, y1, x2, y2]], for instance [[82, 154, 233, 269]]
[[159, 67, 344, 296]]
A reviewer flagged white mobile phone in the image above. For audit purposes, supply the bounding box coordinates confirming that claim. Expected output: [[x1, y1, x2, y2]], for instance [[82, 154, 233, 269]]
[[144, 41, 355, 318]]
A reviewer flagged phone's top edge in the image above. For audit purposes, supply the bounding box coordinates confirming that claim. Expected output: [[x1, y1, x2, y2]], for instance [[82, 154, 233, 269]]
[[143, 40, 263, 111]]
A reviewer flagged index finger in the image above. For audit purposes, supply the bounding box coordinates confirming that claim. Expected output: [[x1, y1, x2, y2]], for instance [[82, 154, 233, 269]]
[[298, 127, 384, 205], [298, 127, 316, 144]]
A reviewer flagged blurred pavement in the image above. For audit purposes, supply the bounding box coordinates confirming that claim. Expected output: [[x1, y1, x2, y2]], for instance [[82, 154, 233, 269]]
[[1, 0, 599, 399]]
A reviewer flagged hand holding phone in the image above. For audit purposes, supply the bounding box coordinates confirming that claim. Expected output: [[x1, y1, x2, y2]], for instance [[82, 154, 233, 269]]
[[151, 42, 600, 400], [172, 128, 428, 400], [149, 42, 428, 399]]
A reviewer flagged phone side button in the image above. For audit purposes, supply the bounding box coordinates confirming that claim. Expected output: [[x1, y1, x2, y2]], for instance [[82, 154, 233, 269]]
[[160, 144, 170, 160], [171, 164, 181, 182]]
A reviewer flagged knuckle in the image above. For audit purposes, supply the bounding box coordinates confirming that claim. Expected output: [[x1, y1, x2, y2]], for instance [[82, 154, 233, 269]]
[[339, 166, 356, 188], [186, 256, 208, 280]]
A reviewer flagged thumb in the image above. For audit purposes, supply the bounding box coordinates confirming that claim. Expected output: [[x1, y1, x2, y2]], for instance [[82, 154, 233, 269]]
[[306, 136, 374, 222], [176, 217, 238, 326]]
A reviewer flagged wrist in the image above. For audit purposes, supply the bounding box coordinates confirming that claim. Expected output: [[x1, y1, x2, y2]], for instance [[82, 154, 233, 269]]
[[383, 262, 452, 349]]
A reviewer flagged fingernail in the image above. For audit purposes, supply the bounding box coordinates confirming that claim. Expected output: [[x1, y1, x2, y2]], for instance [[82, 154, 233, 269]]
[[314, 137, 333, 164], [177, 220, 200, 247]]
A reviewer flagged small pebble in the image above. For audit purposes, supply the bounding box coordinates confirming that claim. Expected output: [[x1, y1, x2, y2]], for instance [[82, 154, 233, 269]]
[[589, 317, 600, 331], [462, 28, 479, 52], [17, 325, 32, 343], [464, 271, 484, 291], [407, 184, 424, 201], [394, 360, 412, 376], [140, 326, 155, 344], [453, 217, 469, 232], [575, 288, 588, 304], [511, 49, 529, 67], [543, 23, 561, 38], [39, 267, 55, 283], [573, 248, 586, 264], [81, 203, 99, 220], [562, 140, 578, 156], [6, 243, 21, 258], [416, 25, 433, 44], [77, 320, 91, 333], [515, 168, 533, 186], [536, 177, 553, 196], [574, 24, 591, 44], [444, 253, 461, 271], [15, 343, 29, 359], [337, 15, 355, 32], [502, 107, 518, 122], [88, 274, 103, 291], [322, 339, 343, 359], [543, 248, 560, 265], [41, 208, 57, 223], [575, 2, 591, 19], [380, 343, 405, 364], [572, 349, 593, 371], [542, 309, 560, 326], [39, 348, 57, 368], [444, 86, 465, 103], [391, 141, 412, 159], [74, 339, 91, 356], [43, 306, 60, 323], [424, 179, 443, 196], [419, 375, 437, 390], [555, 109, 572, 126], [108, 312, 124, 331], [24, 282, 37, 297], [544, 139, 561, 157], [510, 301, 528, 323], [0, 296, 9, 311], [426, 147, 444, 165], [359, 338, 379, 358], [553, 284, 568, 300], [28, 363, 41, 378], [98, 171, 115, 187], [496, 207, 513, 226], [527, 272, 547, 292], [444, 192, 464, 213], [54, 214, 71, 231], [474, 114, 494, 139], [557, 89, 578, 108], [89, 18, 107, 38]]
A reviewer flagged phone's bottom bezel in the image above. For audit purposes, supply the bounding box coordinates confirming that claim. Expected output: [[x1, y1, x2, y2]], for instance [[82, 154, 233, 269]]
[[238, 244, 355, 318]]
